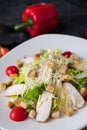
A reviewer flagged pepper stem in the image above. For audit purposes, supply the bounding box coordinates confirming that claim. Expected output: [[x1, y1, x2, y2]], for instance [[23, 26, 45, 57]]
[[14, 18, 33, 30]]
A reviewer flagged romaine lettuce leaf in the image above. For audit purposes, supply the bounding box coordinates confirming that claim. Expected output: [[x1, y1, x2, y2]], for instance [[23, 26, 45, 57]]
[[22, 83, 45, 103], [74, 71, 87, 79]]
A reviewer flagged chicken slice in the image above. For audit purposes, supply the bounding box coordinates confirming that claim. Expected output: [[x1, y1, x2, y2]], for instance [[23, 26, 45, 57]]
[[38, 60, 54, 83], [71, 60, 87, 71], [76, 61, 87, 71], [63, 82, 84, 109], [21, 56, 34, 64], [36, 91, 52, 122], [16, 57, 34, 67], [4, 84, 28, 96]]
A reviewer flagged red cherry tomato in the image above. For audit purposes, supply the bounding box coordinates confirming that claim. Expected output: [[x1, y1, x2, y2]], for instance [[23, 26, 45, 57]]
[[83, 94, 87, 101], [0, 47, 9, 57], [0, 52, 2, 58], [62, 51, 72, 58], [85, 30, 87, 39], [6, 66, 19, 77], [10, 106, 28, 122]]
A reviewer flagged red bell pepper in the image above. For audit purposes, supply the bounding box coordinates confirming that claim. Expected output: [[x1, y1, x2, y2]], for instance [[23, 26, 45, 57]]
[[0, 47, 9, 58], [14, 3, 59, 37]]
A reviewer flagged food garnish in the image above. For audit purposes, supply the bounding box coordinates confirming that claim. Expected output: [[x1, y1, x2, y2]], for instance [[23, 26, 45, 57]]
[[1, 48, 87, 122]]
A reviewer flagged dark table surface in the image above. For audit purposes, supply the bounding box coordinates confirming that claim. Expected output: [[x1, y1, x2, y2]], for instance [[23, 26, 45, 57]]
[[0, 0, 87, 130], [0, 0, 87, 50]]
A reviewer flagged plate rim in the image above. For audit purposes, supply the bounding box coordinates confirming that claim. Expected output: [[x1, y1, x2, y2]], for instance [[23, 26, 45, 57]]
[[0, 34, 87, 130]]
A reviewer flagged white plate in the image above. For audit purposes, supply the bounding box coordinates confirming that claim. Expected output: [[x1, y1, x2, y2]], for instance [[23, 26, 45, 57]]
[[0, 34, 87, 130]]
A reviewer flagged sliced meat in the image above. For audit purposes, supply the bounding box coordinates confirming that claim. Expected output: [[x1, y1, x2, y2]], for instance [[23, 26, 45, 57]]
[[63, 82, 84, 109], [38, 60, 54, 83], [76, 61, 87, 71], [21, 56, 34, 64], [4, 84, 28, 96], [36, 91, 52, 122], [71, 60, 87, 71]]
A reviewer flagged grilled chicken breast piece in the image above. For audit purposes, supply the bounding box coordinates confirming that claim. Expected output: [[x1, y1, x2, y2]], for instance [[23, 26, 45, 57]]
[[21, 56, 34, 64], [4, 84, 28, 96], [38, 60, 54, 83], [36, 91, 52, 122], [63, 82, 84, 109]]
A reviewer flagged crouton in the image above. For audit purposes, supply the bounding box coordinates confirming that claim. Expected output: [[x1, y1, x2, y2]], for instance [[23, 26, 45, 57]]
[[51, 111, 60, 119], [64, 108, 74, 117]]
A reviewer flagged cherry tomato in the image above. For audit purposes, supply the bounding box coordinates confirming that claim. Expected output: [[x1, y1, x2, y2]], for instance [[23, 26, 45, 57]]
[[6, 66, 19, 77], [85, 30, 87, 39], [0, 52, 2, 58], [0, 47, 9, 57], [83, 94, 87, 101], [10, 106, 28, 122], [62, 51, 72, 58]]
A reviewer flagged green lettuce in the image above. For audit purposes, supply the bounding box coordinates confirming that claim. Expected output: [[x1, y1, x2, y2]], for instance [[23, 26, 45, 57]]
[[13, 73, 24, 84], [69, 69, 87, 88], [74, 70, 87, 79], [52, 98, 58, 110], [68, 68, 79, 76], [22, 83, 45, 103]]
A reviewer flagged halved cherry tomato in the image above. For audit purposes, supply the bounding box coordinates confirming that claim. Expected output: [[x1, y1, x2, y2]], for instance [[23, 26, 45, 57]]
[[6, 66, 19, 77], [10, 106, 28, 122], [0, 47, 9, 57], [62, 51, 72, 58]]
